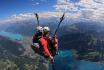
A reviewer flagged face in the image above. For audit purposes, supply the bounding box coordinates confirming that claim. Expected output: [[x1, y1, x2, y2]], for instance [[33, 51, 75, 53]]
[[44, 31, 49, 36]]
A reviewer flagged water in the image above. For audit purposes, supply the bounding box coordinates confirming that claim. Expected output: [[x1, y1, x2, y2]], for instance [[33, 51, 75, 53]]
[[49, 50, 104, 70], [0, 31, 23, 41]]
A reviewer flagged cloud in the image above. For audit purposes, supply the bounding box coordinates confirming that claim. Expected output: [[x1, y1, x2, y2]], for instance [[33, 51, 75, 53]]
[[1, 0, 104, 24], [1, 11, 83, 24], [54, 0, 79, 12], [55, 0, 104, 12], [54, 0, 104, 21], [36, 2, 40, 5], [93, 0, 104, 4], [0, 11, 103, 25], [32, 2, 40, 6]]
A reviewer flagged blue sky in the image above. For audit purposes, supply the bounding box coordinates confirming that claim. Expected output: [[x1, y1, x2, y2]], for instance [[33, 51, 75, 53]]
[[0, 0, 56, 20], [0, 0, 103, 20], [0, 0, 104, 20]]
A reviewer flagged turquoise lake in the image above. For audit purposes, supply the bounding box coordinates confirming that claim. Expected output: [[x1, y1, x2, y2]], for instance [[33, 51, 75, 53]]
[[0, 31, 23, 41], [49, 50, 104, 70]]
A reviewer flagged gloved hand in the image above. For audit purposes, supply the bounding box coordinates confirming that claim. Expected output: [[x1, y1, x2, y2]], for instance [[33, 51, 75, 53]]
[[53, 35, 58, 43], [50, 57, 54, 62], [53, 35, 57, 38], [51, 58, 54, 62], [49, 55, 54, 62]]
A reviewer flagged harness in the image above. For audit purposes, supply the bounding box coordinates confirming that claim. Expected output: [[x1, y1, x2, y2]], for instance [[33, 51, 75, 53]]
[[32, 34, 57, 58]]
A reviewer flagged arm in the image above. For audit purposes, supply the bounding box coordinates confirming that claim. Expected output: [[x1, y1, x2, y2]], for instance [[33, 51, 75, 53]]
[[53, 35, 58, 52], [39, 38, 53, 60], [53, 35, 58, 47]]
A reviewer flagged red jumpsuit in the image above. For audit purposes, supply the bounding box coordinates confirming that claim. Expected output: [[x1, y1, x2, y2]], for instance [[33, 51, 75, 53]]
[[39, 36, 53, 59]]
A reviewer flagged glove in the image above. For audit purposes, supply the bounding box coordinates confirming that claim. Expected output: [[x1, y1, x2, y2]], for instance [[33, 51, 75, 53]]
[[53, 35, 57, 38], [51, 58, 54, 62], [49, 55, 54, 61]]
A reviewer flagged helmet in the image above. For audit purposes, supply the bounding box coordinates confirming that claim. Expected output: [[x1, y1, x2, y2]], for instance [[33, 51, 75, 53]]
[[36, 26, 43, 32], [43, 26, 50, 32]]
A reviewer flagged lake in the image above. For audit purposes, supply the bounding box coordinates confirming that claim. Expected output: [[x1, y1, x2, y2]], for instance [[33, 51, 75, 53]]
[[49, 50, 104, 70], [0, 31, 23, 41]]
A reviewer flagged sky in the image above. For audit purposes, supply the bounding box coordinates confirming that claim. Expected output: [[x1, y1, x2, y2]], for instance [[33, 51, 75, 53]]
[[0, 0, 56, 20], [0, 0, 104, 21]]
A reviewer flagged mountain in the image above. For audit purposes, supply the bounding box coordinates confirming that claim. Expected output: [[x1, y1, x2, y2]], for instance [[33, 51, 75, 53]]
[[0, 13, 61, 36], [1, 12, 99, 36], [1, 12, 104, 69], [0, 36, 48, 70], [0, 36, 24, 56], [59, 21, 104, 48], [1, 13, 104, 60], [59, 22, 104, 61]]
